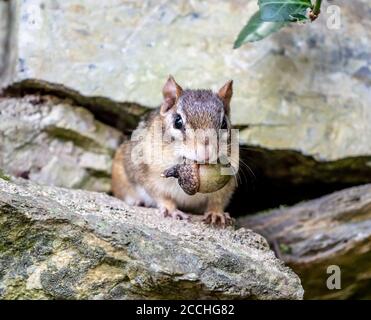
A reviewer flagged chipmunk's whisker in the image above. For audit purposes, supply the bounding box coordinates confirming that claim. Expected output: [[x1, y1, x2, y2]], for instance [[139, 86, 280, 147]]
[[228, 158, 245, 186]]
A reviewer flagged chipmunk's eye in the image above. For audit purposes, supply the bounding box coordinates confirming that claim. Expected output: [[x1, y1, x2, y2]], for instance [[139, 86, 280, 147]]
[[174, 114, 183, 130], [221, 117, 228, 129]]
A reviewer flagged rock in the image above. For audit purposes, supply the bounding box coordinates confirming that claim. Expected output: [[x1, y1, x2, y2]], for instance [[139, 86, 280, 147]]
[[0, 177, 303, 300], [1, 0, 370, 161], [0, 1, 9, 76], [238, 184, 371, 299], [0, 95, 123, 192]]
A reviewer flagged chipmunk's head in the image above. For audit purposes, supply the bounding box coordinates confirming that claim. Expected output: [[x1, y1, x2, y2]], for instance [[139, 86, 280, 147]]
[[160, 75, 233, 164]]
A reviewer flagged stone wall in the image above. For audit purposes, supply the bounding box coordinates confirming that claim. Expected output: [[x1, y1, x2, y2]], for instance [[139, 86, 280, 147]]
[[1, 0, 370, 161], [0, 0, 370, 300]]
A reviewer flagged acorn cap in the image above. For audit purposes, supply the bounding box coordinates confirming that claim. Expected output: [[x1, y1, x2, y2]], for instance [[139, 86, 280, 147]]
[[162, 162, 231, 195]]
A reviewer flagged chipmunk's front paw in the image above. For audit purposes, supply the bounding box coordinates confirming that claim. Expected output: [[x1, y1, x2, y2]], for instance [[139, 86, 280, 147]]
[[161, 208, 190, 221], [203, 211, 233, 228]]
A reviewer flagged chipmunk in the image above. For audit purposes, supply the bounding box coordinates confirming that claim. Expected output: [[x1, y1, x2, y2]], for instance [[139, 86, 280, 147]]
[[112, 76, 237, 227]]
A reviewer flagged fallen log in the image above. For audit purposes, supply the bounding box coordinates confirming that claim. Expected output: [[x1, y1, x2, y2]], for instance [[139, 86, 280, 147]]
[[238, 184, 371, 299]]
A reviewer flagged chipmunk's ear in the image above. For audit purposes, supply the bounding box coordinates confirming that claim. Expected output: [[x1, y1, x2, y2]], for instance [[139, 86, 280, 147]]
[[161, 75, 183, 115], [218, 80, 233, 116]]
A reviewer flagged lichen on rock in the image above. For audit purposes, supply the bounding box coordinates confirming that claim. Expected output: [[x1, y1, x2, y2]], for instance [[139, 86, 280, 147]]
[[0, 178, 304, 300], [0, 95, 123, 192]]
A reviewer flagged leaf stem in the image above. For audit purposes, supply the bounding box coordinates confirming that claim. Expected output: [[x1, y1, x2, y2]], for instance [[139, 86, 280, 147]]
[[309, 0, 322, 21], [313, 0, 322, 15]]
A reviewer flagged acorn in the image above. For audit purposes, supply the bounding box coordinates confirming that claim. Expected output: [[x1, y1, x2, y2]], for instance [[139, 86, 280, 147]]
[[161, 162, 232, 195]]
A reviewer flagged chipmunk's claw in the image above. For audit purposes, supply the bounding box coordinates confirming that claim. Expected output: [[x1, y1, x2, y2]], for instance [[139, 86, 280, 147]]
[[161, 208, 190, 221], [203, 211, 233, 228]]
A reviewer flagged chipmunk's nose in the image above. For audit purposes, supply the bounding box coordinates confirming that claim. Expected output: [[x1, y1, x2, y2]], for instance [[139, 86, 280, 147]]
[[195, 143, 217, 164]]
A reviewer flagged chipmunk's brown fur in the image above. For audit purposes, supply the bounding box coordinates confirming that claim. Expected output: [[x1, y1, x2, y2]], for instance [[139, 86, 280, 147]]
[[112, 76, 237, 227]]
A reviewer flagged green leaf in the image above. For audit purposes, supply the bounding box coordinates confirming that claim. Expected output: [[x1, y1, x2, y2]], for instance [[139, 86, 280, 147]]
[[233, 11, 285, 48], [258, 0, 312, 22]]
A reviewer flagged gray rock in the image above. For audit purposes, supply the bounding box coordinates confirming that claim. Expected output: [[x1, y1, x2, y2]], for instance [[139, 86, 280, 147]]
[[0, 95, 123, 192], [0, 177, 303, 300], [1, 0, 370, 160], [0, 1, 9, 76]]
